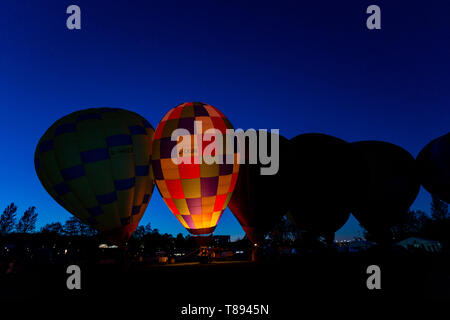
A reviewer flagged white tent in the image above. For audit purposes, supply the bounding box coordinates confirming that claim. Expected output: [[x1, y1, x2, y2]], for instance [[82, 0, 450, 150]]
[[397, 237, 441, 253]]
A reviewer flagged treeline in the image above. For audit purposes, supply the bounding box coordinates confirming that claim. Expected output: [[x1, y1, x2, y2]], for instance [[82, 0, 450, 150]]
[[0, 203, 247, 257], [368, 196, 450, 246], [267, 196, 450, 249], [40, 219, 202, 254], [0, 203, 199, 253], [40, 218, 97, 237], [0, 203, 97, 237], [0, 203, 38, 235], [1, 197, 449, 249]]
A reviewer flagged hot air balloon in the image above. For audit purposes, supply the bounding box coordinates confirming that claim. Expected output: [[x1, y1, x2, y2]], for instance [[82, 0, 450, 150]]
[[228, 131, 289, 249], [352, 141, 420, 242], [286, 133, 357, 242], [151, 102, 239, 243], [35, 108, 155, 244], [416, 133, 450, 204]]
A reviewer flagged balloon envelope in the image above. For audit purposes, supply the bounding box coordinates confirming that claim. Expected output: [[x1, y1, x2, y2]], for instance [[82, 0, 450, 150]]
[[416, 133, 450, 203], [228, 131, 289, 245], [286, 133, 356, 234], [151, 102, 239, 235], [35, 108, 155, 243], [351, 141, 420, 237]]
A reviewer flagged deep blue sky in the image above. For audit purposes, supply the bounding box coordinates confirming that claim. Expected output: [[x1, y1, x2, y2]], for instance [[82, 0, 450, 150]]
[[1, 0, 449, 240]]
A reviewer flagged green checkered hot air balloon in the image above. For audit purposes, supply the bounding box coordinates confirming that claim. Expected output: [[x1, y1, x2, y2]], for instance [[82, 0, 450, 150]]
[[34, 108, 155, 244]]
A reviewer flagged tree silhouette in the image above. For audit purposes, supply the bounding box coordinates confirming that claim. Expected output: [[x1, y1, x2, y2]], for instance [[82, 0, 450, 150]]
[[16, 206, 38, 233], [175, 233, 185, 250], [390, 210, 430, 240], [132, 223, 152, 240], [78, 220, 97, 236], [133, 225, 146, 239], [63, 216, 81, 236], [40, 222, 64, 234], [62, 216, 97, 236], [144, 222, 152, 234], [0, 203, 18, 235], [270, 215, 299, 246], [431, 195, 449, 221]]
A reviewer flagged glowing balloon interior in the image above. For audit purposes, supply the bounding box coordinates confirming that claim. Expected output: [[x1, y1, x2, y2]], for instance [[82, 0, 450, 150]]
[[151, 102, 239, 235]]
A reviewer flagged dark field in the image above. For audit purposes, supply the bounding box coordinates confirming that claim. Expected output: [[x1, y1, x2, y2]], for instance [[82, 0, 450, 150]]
[[1, 252, 449, 316]]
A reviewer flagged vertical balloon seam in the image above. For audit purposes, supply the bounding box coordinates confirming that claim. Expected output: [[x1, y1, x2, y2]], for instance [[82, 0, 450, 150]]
[[70, 109, 109, 228], [119, 111, 137, 233], [37, 118, 87, 223], [73, 109, 109, 227], [129, 111, 154, 230], [58, 111, 94, 224], [103, 110, 130, 232], [52, 121, 92, 221], [36, 147, 80, 219]]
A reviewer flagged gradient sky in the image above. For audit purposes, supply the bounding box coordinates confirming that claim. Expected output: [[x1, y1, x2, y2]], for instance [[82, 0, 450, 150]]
[[1, 0, 449, 240]]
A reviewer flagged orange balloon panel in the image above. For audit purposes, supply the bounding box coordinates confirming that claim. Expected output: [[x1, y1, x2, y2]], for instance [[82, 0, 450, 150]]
[[151, 102, 239, 235]]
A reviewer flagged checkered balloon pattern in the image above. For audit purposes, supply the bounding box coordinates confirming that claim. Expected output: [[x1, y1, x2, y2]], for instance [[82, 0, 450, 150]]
[[34, 108, 155, 242], [152, 102, 239, 235]]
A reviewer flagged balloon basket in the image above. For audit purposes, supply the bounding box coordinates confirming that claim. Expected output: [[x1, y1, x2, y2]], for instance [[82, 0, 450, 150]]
[[250, 243, 262, 262], [193, 235, 213, 264]]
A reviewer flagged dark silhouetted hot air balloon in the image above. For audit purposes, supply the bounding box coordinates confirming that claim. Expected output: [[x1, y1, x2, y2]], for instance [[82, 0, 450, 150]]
[[35, 108, 155, 244], [352, 141, 420, 242], [286, 133, 359, 242], [228, 131, 289, 248], [416, 133, 450, 204], [151, 102, 239, 242]]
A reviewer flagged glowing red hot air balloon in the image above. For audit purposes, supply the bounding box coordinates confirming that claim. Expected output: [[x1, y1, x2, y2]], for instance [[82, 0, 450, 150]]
[[151, 102, 239, 241]]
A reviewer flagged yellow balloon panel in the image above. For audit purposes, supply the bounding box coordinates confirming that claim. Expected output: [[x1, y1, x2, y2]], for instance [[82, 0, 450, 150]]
[[35, 108, 155, 241], [152, 102, 239, 235]]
